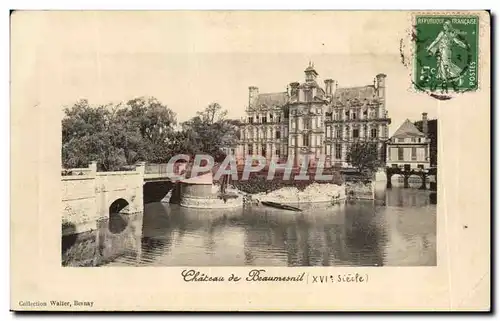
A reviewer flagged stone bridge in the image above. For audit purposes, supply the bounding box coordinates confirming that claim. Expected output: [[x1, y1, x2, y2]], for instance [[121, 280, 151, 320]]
[[61, 162, 177, 236]]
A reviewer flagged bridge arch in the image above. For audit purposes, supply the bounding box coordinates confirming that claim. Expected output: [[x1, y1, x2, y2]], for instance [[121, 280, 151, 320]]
[[390, 173, 404, 186], [408, 174, 423, 186], [108, 198, 130, 234]]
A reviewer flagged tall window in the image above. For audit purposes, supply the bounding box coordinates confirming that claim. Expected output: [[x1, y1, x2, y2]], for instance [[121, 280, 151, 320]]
[[336, 128, 342, 139], [303, 134, 309, 147], [261, 146, 266, 157], [345, 126, 350, 140], [371, 128, 378, 138], [262, 116, 267, 124], [275, 131, 281, 139], [248, 144, 253, 155], [411, 147, 417, 160], [353, 128, 359, 138], [276, 149, 280, 157], [398, 147, 404, 161], [248, 117, 253, 124], [326, 126, 331, 138], [335, 144, 342, 159]]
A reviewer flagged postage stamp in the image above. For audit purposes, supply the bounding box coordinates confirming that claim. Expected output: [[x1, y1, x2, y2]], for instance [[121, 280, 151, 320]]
[[413, 15, 479, 96]]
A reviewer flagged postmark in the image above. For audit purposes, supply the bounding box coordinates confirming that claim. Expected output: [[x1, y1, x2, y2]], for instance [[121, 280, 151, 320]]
[[412, 14, 479, 99]]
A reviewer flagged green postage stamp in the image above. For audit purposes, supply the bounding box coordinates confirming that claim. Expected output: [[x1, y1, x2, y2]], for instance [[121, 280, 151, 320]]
[[413, 15, 479, 95]]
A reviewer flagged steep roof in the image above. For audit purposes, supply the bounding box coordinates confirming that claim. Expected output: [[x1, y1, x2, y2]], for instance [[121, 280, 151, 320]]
[[333, 86, 377, 101], [255, 92, 288, 107], [392, 119, 426, 137]]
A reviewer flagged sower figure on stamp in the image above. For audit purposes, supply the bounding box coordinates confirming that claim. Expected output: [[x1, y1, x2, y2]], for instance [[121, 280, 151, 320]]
[[426, 20, 468, 82]]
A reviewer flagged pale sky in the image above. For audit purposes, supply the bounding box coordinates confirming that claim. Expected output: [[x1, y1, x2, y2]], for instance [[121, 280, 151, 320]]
[[15, 11, 442, 135]]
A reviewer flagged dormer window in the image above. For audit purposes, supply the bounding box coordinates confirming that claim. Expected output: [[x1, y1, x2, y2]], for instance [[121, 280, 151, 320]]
[[305, 90, 313, 102]]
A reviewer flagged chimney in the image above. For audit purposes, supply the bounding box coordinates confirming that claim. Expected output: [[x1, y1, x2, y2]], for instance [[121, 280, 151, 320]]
[[324, 79, 334, 97], [248, 86, 259, 109], [289, 82, 300, 98], [422, 112, 428, 135], [375, 73, 386, 97]]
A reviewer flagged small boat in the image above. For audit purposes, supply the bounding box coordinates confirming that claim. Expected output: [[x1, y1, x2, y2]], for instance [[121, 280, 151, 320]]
[[260, 201, 303, 212]]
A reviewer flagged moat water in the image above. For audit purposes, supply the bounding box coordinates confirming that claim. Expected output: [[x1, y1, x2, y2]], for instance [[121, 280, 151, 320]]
[[96, 185, 436, 267]]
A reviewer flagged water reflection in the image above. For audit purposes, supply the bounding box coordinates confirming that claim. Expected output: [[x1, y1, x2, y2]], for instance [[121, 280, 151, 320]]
[[97, 187, 436, 267]]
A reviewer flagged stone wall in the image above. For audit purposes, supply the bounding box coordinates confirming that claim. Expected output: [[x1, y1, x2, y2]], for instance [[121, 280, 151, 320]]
[[250, 183, 346, 204], [178, 182, 243, 209], [95, 171, 144, 217], [62, 163, 145, 235], [62, 176, 98, 234], [179, 194, 243, 209], [180, 183, 213, 199]]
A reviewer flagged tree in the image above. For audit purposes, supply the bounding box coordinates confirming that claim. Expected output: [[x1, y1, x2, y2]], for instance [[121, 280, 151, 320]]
[[62, 98, 241, 170], [62, 99, 127, 171], [346, 142, 381, 175], [122, 97, 178, 163], [124, 97, 177, 146], [62, 97, 178, 171], [196, 102, 228, 124], [181, 103, 240, 161]]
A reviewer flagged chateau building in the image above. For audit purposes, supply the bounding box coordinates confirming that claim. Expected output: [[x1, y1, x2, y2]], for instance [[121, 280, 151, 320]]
[[386, 113, 431, 170], [237, 63, 391, 167]]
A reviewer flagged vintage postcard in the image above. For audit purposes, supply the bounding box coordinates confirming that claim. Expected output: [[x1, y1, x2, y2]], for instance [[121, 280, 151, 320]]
[[10, 10, 491, 311]]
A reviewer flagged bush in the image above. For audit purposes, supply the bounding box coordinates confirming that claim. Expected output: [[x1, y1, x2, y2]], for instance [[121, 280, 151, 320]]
[[230, 169, 343, 195]]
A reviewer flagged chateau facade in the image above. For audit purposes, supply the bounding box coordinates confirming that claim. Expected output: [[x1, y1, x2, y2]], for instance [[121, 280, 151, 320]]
[[237, 63, 391, 167]]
